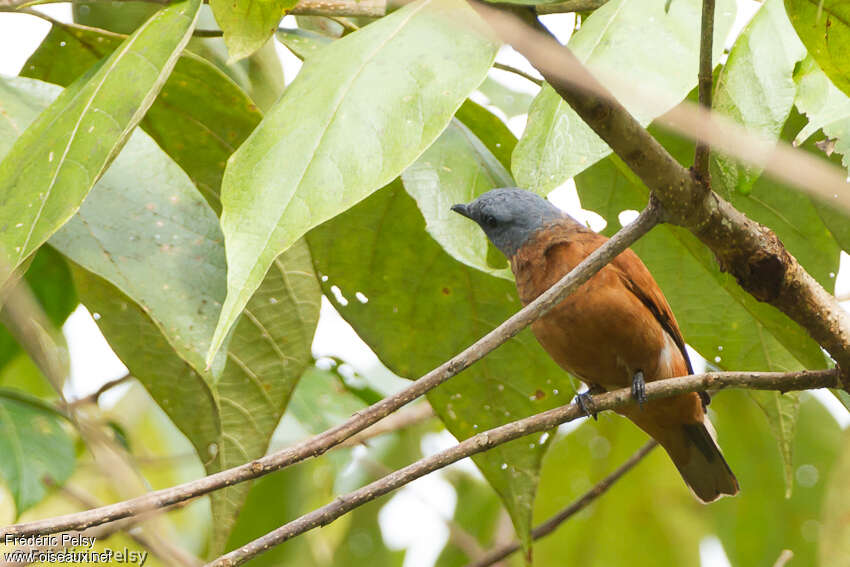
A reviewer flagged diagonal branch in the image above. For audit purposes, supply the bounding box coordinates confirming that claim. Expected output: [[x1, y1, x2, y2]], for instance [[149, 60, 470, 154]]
[[693, 0, 715, 183], [0, 202, 662, 539], [465, 440, 657, 567], [470, 2, 850, 388], [208, 369, 839, 567]]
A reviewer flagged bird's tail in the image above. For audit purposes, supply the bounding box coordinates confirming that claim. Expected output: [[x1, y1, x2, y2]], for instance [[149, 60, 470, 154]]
[[622, 396, 739, 503], [659, 418, 739, 503]]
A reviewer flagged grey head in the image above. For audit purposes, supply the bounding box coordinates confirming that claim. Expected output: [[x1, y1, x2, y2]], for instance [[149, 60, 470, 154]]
[[451, 188, 565, 258]]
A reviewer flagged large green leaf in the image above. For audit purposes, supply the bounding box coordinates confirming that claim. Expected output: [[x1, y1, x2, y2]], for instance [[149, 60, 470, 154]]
[[785, 0, 850, 98], [0, 75, 232, 379], [820, 429, 850, 567], [402, 119, 514, 280], [308, 183, 576, 552], [512, 0, 735, 192], [711, 0, 806, 197], [0, 389, 74, 515], [210, 0, 297, 63], [794, 55, 850, 174], [21, 22, 262, 211], [70, 238, 320, 553], [0, 0, 200, 283], [208, 0, 499, 365]]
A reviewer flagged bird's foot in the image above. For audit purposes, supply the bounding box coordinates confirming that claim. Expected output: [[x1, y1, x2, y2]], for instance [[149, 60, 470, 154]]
[[632, 370, 647, 409], [575, 391, 598, 421]]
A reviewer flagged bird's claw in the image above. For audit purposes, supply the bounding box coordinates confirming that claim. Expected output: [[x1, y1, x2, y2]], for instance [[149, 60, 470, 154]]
[[575, 391, 598, 421], [632, 370, 647, 409]]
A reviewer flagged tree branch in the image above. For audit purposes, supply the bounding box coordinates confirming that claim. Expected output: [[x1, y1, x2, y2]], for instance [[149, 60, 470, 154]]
[[0, 202, 661, 539], [465, 440, 657, 567], [693, 0, 715, 183], [209, 369, 839, 567], [469, 1, 850, 389]]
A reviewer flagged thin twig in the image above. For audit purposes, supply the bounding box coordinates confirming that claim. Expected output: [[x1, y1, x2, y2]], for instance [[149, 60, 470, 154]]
[[772, 549, 794, 567], [693, 0, 715, 183], [328, 15, 359, 31], [208, 369, 839, 567], [536, 0, 608, 14], [492, 62, 543, 86], [465, 440, 657, 567], [67, 374, 133, 408], [0, 202, 662, 539]]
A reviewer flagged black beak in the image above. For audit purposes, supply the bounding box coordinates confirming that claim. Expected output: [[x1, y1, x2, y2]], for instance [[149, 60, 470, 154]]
[[451, 203, 471, 219]]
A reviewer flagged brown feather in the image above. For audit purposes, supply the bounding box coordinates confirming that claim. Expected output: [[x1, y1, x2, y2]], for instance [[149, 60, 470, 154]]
[[510, 218, 738, 501]]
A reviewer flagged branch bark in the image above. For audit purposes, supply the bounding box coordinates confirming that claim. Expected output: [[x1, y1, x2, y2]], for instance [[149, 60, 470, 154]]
[[693, 0, 715, 182], [209, 369, 839, 567], [465, 440, 657, 567], [470, 2, 850, 388], [0, 202, 661, 539]]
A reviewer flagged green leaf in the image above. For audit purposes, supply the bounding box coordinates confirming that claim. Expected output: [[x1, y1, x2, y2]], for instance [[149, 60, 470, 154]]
[[70, 238, 320, 553], [275, 27, 334, 60], [455, 98, 518, 171], [211, 0, 297, 63], [821, 428, 850, 567], [711, 0, 806, 197], [21, 22, 263, 212], [512, 0, 735, 192], [435, 471, 503, 566], [308, 183, 577, 553], [794, 55, 850, 174], [0, 0, 201, 283], [209, 0, 499, 365], [748, 391, 800, 498], [402, 119, 514, 279], [0, 389, 74, 515], [785, 0, 850, 98], [0, 75, 232, 379]]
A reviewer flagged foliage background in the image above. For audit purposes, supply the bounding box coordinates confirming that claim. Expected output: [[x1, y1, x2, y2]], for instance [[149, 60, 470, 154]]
[[1, 0, 850, 566]]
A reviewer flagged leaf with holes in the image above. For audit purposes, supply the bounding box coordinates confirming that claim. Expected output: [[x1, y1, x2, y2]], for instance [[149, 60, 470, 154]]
[[70, 238, 319, 553], [208, 0, 498, 366], [785, 0, 850, 98], [308, 182, 576, 553], [0, 389, 74, 515], [794, 56, 850, 175], [0, 0, 200, 284], [512, 0, 735, 192]]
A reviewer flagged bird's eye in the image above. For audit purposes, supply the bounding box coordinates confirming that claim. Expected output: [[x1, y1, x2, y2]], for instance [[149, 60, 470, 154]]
[[483, 214, 498, 227]]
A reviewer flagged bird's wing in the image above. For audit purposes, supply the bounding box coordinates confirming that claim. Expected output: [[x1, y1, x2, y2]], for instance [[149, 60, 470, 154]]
[[610, 251, 694, 376]]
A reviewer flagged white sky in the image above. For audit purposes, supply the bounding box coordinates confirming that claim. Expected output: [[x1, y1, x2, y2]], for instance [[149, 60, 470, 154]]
[[1, 2, 848, 566]]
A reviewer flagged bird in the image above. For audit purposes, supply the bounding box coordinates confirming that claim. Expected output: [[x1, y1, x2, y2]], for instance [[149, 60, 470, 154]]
[[451, 187, 738, 502]]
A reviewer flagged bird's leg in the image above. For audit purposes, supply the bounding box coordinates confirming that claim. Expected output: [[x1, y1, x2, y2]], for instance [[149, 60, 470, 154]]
[[574, 384, 604, 421], [632, 370, 647, 409]]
